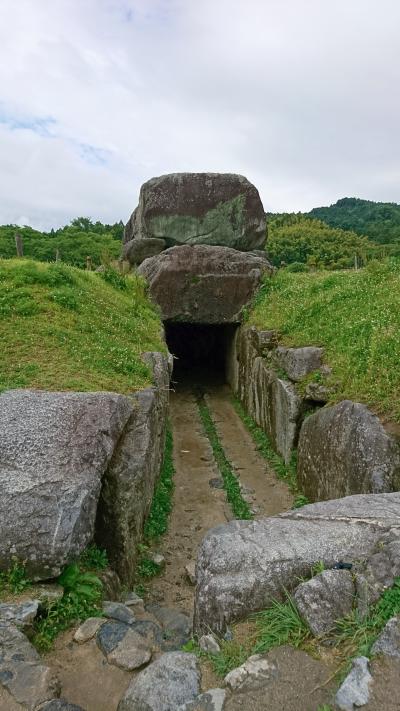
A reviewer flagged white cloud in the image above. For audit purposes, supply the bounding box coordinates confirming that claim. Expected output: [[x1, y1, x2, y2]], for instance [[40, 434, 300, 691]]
[[0, 0, 399, 229]]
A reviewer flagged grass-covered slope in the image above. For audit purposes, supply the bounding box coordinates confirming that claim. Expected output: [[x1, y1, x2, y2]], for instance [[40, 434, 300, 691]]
[[0, 259, 164, 393], [249, 260, 400, 422]]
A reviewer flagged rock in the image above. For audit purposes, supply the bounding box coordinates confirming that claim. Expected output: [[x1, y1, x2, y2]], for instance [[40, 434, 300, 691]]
[[228, 327, 302, 463], [0, 389, 134, 579], [297, 400, 400, 502], [146, 605, 192, 650], [305, 381, 333, 403], [335, 656, 372, 711], [209, 478, 224, 489], [124, 173, 267, 252], [95, 352, 170, 582], [294, 569, 355, 636], [371, 615, 400, 658], [34, 584, 64, 604], [129, 620, 164, 650], [355, 535, 400, 615], [73, 617, 105, 644], [274, 346, 324, 382], [0, 600, 39, 629], [122, 591, 145, 609], [106, 628, 152, 671], [178, 688, 227, 711], [185, 562, 197, 585], [138, 245, 272, 324], [0, 623, 60, 709], [39, 701, 85, 711], [117, 651, 200, 711], [96, 620, 129, 653], [199, 634, 221, 654], [148, 552, 166, 568], [224, 654, 278, 692], [194, 492, 400, 634], [123, 237, 166, 266], [102, 601, 136, 625]]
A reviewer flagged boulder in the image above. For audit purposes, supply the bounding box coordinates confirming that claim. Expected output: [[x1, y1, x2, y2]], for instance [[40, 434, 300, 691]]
[[274, 346, 324, 382], [293, 569, 355, 636], [0, 600, 39, 630], [124, 173, 267, 252], [95, 352, 170, 582], [178, 688, 226, 711], [297, 400, 400, 502], [355, 533, 400, 615], [146, 605, 192, 650], [0, 389, 134, 579], [117, 651, 200, 711], [0, 623, 60, 709], [40, 701, 85, 711], [102, 601, 136, 625], [73, 617, 105, 644], [199, 634, 221, 654], [335, 656, 372, 711], [371, 616, 400, 658], [123, 237, 165, 266], [224, 654, 278, 692], [138, 245, 272, 324], [194, 492, 400, 634]]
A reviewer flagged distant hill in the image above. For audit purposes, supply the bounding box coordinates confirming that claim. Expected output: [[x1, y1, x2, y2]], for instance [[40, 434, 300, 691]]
[[309, 197, 400, 244]]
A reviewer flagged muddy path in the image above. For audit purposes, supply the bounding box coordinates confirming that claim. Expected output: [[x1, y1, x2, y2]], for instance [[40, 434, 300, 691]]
[[146, 383, 292, 612]]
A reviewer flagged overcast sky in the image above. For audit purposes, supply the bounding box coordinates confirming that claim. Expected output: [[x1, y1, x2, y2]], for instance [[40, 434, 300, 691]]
[[0, 0, 399, 230]]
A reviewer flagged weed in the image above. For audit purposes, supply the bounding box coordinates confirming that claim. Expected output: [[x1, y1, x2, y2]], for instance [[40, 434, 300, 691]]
[[197, 396, 253, 520], [0, 559, 32, 597], [79, 544, 108, 571], [232, 397, 308, 507], [252, 593, 310, 655], [137, 559, 162, 578]]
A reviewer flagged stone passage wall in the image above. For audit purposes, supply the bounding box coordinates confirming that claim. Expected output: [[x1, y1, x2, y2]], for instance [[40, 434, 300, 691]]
[[0, 352, 170, 583], [227, 325, 400, 500]]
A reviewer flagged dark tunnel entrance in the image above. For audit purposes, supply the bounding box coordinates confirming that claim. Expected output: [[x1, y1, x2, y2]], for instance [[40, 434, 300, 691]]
[[164, 322, 237, 386]]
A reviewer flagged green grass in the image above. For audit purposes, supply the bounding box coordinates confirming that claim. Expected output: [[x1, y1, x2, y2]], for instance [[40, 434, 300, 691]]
[[0, 559, 32, 597], [252, 594, 310, 654], [135, 428, 175, 586], [0, 259, 164, 393], [249, 260, 400, 422], [232, 397, 308, 508], [197, 396, 253, 520]]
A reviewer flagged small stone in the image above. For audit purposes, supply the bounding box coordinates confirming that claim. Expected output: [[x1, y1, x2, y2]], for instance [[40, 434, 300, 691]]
[[371, 615, 400, 658], [240, 486, 255, 495], [146, 605, 192, 650], [39, 700, 86, 710], [185, 562, 196, 585], [117, 651, 200, 711], [148, 552, 166, 568], [130, 620, 164, 650], [73, 617, 105, 644], [294, 569, 355, 637], [122, 591, 145, 608], [224, 654, 278, 692], [102, 601, 135, 625], [97, 620, 130, 655], [223, 628, 233, 642], [209, 478, 224, 489], [178, 688, 226, 710], [0, 600, 39, 629], [106, 628, 152, 671], [199, 634, 221, 654], [335, 656, 372, 711]]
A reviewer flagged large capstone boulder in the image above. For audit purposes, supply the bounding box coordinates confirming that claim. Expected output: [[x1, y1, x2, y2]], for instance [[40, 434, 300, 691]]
[[194, 493, 400, 634], [297, 400, 400, 501], [138, 244, 273, 323], [0, 389, 134, 579], [124, 173, 267, 253]]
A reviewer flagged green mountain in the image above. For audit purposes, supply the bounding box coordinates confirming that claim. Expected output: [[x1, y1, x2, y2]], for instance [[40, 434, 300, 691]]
[[309, 197, 400, 244]]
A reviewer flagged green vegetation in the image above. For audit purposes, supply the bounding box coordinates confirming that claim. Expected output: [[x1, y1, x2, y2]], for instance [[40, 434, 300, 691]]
[[197, 396, 253, 520], [249, 261, 400, 421], [0, 560, 32, 597], [135, 428, 175, 585], [267, 213, 376, 269], [252, 593, 310, 654], [310, 197, 400, 246], [232, 397, 308, 508], [0, 217, 123, 268], [33, 554, 106, 652], [0, 259, 164, 393]]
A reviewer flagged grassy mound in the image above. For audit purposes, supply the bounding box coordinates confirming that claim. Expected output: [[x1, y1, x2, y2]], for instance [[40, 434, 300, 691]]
[[0, 259, 164, 393], [249, 260, 400, 422]]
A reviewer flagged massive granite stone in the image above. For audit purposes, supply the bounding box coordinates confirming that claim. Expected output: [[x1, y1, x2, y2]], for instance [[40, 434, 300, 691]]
[[298, 400, 400, 502], [194, 493, 400, 634], [95, 352, 170, 583], [227, 326, 302, 462], [0, 389, 134, 579], [124, 173, 267, 252], [138, 245, 272, 324]]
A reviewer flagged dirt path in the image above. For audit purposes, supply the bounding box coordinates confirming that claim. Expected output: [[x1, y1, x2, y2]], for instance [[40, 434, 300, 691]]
[[206, 385, 293, 517]]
